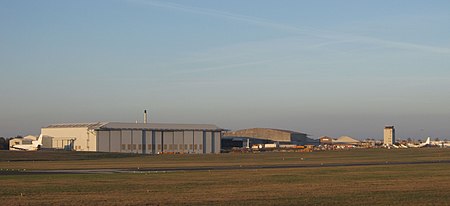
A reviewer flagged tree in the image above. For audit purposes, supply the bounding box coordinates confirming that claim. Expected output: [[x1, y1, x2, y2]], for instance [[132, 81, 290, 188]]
[[0, 137, 7, 150]]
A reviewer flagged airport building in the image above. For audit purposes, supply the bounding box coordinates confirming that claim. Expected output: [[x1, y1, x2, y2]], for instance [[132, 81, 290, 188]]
[[40, 122, 224, 154], [319, 136, 333, 145], [318, 136, 361, 148], [222, 128, 318, 150], [384, 126, 395, 145], [9, 135, 40, 151], [333, 136, 360, 145]]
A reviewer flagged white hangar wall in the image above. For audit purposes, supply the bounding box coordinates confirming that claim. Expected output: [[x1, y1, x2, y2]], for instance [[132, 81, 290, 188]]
[[41, 126, 97, 151]]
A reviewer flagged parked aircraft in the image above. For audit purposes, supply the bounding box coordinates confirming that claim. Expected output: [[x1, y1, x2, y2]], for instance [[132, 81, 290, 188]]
[[392, 143, 408, 149], [10, 134, 43, 151], [441, 142, 450, 148], [406, 137, 431, 148], [431, 140, 450, 148]]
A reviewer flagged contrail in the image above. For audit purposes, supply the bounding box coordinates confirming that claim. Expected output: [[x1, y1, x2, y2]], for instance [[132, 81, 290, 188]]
[[169, 56, 291, 75], [126, 0, 323, 36], [126, 0, 450, 55]]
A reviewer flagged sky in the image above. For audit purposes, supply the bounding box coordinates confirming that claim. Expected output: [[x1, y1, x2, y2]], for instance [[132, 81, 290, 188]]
[[1, 0, 450, 140]]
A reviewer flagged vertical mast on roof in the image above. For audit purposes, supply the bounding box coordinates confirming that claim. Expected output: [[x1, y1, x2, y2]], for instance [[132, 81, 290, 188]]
[[144, 110, 148, 124]]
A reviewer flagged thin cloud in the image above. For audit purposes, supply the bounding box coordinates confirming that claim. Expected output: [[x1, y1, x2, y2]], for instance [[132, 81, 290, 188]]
[[127, 0, 450, 55], [126, 0, 317, 36], [169, 55, 295, 75]]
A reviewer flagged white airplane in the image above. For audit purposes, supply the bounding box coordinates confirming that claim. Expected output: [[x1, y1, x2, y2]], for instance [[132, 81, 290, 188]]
[[441, 142, 450, 148], [431, 141, 450, 148], [406, 137, 431, 148], [391, 144, 399, 149], [392, 143, 408, 149], [10, 134, 43, 151]]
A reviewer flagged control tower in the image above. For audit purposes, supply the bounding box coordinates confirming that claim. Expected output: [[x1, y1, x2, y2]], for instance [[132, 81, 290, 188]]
[[384, 126, 395, 145]]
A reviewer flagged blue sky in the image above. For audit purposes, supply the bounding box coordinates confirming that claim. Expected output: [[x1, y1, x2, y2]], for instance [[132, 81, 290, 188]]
[[1, 0, 450, 139]]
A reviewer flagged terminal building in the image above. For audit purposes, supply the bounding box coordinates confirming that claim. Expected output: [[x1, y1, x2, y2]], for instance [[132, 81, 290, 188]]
[[40, 122, 225, 154]]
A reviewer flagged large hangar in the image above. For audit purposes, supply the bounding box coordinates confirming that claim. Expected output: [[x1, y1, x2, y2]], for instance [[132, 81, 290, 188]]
[[41, 122, 224, 154], [222, 128, 318, 149]]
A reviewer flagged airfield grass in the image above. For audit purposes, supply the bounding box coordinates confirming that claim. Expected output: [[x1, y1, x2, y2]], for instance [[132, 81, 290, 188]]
[[1, 149, 450, 205], [0, 148, 449, 170]]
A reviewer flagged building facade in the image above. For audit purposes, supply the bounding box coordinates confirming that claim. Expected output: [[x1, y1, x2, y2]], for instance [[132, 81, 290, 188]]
[[384, 126, 395, 145], [41, 122, 224, 154], [222, 128, 318, 150], [319, 136, 333, 145]]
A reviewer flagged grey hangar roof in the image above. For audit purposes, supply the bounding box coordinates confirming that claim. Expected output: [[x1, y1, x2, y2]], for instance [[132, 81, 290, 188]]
[[44, 122, 225, 132]]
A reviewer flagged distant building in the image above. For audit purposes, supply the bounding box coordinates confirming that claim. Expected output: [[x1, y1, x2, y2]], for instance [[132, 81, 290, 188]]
[[333, 136, 361, 146], [384, 126, 395, 145], [319, 136, 333, 145], [361, 139, 377, 148], [9, 135, 36, 149], [222, 128, 318, 150]]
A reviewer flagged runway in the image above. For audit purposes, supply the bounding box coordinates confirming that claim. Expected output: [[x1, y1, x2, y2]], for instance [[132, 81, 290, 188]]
[[1, 159, 449, 175]]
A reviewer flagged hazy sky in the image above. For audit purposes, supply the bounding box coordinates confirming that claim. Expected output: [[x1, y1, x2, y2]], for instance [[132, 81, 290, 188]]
[[1, 0, 450, 139]]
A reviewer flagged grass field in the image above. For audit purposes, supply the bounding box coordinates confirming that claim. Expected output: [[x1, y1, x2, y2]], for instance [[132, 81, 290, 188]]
[[1, 149, 449, 205]]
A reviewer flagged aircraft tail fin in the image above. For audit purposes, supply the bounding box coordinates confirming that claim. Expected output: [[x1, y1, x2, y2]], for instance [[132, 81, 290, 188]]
[[32, 134, 43, 148], [425, 137, 431, 144]]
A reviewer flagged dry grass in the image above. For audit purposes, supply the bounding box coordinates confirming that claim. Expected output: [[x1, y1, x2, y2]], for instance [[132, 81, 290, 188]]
[[1, 149, 449, 205], [0, 148, 449, 170], [1, 164, 449, 205]]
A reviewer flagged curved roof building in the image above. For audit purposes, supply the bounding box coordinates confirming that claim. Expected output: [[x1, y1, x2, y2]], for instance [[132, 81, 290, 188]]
[[333, 136, 360, 145], [224, 128, 316, 145]]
